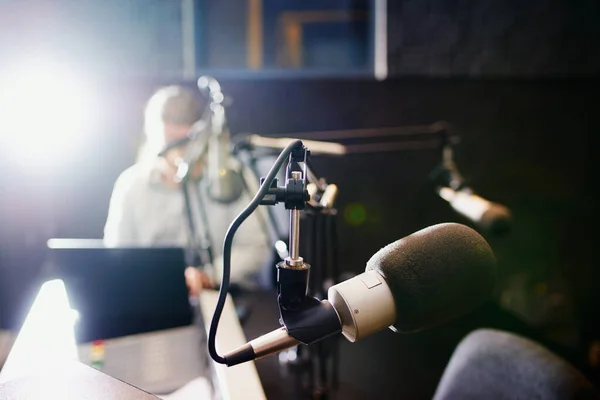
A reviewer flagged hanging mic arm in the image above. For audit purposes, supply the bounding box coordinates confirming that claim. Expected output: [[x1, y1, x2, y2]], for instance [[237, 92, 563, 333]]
[[431, 136, 512, 235]]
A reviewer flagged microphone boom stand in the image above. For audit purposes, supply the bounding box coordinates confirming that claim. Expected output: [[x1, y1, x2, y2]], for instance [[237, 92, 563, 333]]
[[255, 145, 342, 399]]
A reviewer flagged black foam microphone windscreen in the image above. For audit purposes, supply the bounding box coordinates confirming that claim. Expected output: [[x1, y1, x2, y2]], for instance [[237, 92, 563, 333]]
[[366, 223, 496, 332]]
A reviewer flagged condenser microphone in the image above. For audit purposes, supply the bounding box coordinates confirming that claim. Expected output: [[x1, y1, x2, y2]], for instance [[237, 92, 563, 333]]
[[198, 76, 244, 204], [222, 223, 497, 366], [205, 104, 243, 204], [438, 187, 511, 235]]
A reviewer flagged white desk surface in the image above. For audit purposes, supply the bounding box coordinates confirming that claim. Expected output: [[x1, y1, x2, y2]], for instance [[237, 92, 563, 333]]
[[0, 281, 266, 400], [198, 290, 267, 400]]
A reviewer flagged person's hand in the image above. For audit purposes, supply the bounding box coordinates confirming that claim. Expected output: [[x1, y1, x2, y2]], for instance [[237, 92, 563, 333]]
[[185, 267, 214, 296]]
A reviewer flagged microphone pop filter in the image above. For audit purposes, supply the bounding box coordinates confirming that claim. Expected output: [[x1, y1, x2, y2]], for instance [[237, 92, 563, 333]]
[[366, 223, 496, 332]]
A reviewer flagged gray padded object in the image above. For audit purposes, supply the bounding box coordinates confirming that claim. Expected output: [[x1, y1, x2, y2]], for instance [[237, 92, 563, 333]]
[[434, 329, 600, 400], [366, 223, 496, 332]]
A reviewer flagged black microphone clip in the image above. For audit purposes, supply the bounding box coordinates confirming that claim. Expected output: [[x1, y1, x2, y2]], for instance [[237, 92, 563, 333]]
[[258, 143, 310, 209], [278, 290, 341, 345]]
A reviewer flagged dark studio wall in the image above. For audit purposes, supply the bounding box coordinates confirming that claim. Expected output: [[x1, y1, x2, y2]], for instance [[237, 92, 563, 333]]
[[387, 0, 600, 77]]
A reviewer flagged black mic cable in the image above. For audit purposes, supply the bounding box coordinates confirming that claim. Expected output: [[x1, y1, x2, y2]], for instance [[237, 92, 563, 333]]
[[208, 139, 303, 364]]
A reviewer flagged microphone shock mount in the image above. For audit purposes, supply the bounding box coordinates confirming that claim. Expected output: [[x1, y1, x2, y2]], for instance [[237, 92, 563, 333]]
[[259, 145, 341, 346]]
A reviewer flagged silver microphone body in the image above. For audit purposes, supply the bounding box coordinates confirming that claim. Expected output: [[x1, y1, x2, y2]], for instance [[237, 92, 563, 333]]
[[206, 103, 243, 203], [198, 76, 244, 204]]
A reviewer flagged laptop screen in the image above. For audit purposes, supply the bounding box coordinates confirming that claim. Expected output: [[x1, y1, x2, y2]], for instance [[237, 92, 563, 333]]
[[44, 243, 193, 343]]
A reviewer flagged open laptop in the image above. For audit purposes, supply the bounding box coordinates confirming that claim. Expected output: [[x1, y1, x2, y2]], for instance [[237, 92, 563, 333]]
[[44, 240, 211, 395]]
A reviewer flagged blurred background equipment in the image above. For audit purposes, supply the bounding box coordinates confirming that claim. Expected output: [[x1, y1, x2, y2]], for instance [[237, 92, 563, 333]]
[[431, 140, 512, 235], [43, 244, 193, 342], [197, 75, 245, 205], [0, 0, 599, 398]]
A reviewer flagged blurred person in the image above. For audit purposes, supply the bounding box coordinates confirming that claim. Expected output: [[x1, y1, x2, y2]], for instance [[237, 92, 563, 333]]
[[104, 86, 271, 295]]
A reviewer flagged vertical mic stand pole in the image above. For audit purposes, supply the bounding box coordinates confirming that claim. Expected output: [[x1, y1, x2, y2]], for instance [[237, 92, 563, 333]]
[[303, 183, 340, 399], [257, 144, 342, 399], [175, 140, 215, 270]]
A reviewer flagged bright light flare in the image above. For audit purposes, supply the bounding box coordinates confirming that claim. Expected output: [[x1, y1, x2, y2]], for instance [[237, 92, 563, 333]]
[[0, 62, 97, 165], [0, 279, 79, 384]]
